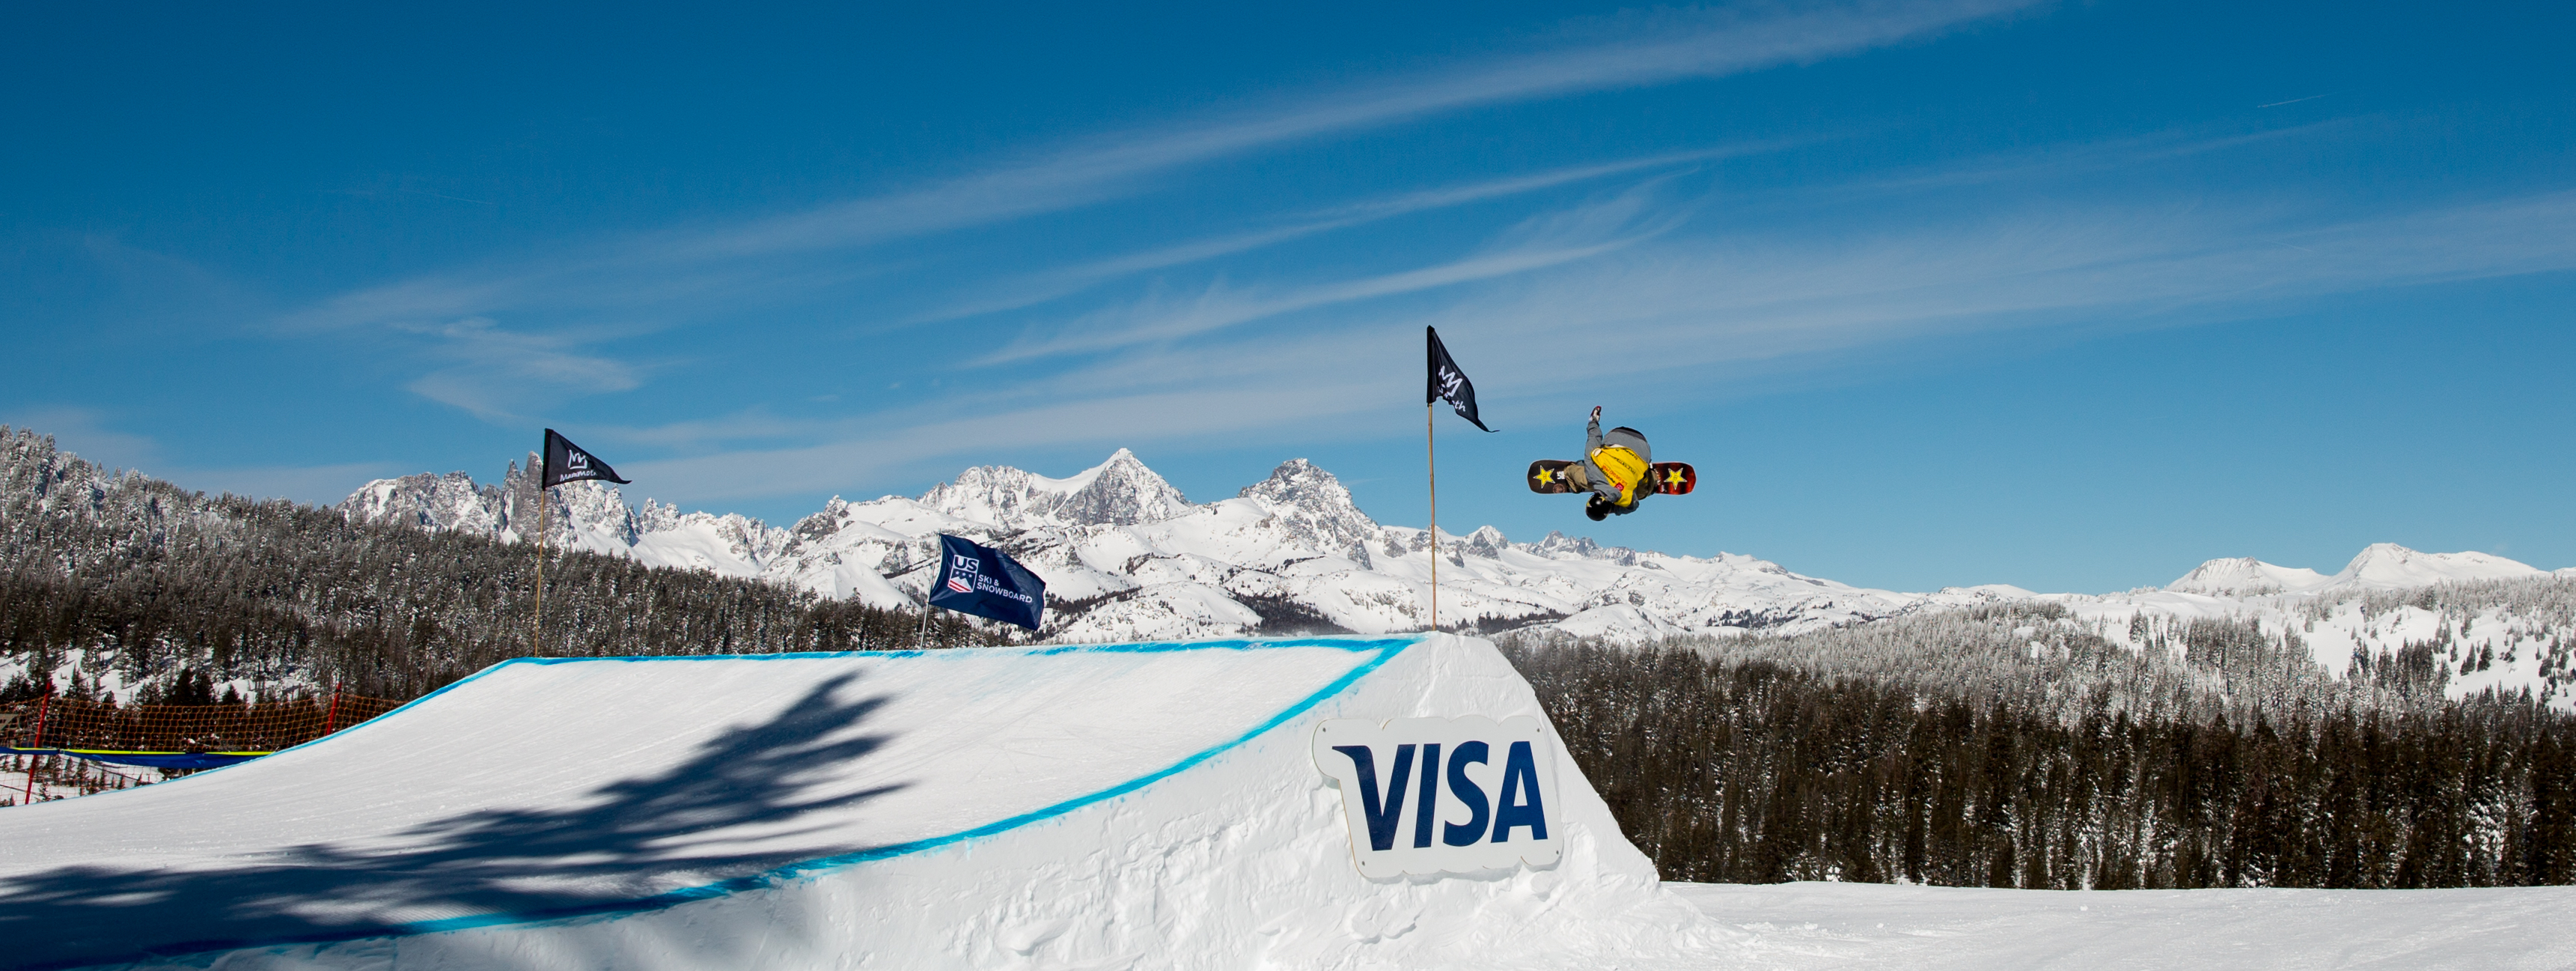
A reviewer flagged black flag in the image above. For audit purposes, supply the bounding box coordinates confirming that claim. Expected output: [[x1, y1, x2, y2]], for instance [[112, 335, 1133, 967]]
[[929, 534, 1047, 631], [541, 429, 631, 490], [1426, 326, 1495, 432]]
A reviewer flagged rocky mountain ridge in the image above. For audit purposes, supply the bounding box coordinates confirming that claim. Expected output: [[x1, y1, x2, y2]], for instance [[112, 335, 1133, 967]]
[[341, 450, 2576, 651], [338, 450, 2027, 642], [12, 421, 2569, 707]]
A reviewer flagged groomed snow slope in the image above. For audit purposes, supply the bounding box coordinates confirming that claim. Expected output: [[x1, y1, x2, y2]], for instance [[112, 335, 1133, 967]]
[[0, 635, 1735, 970], [1673, 881, 2576, 970]]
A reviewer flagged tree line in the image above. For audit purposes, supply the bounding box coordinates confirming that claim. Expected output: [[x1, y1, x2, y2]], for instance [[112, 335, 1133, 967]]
[[1503, 639, 2576, 889], [1, 427, 1024, 703]]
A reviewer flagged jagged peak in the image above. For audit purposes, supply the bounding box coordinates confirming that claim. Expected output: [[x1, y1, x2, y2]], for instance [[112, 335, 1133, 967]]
[[1530, 530, 1636, 561], [919, 450, 1191, 527], [1057, 450, 1191, 526], [1239, 458, 1355, 510]]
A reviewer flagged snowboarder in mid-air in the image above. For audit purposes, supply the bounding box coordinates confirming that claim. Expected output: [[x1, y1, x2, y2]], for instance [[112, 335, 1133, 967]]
[[1526, 406, 1695, 520]]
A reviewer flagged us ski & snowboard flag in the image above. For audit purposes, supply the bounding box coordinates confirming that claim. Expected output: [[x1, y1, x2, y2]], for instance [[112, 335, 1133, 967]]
[[541, 429, 630, 489], [927, 535, 1047, 631], [1426, 326, 1495, 432]]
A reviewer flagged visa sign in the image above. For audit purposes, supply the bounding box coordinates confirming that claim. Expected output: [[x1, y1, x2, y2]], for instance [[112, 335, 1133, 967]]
[[1310, 716, 1563, 877]]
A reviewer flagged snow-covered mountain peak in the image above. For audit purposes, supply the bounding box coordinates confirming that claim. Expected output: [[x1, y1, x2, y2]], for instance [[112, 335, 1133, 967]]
[[918, 449, 1190, 528], [341, 470, 498, 534], [1238, 458, 1353, 513], [1233, 458, 1380, 564], [2164, 546, 2546, 596], [1053, 448, 1192, 526], [1527, 530, 1634, 562], [2330, 543, 2542, 589], [329, 444, 2569, 664], [2166, 557, 2330, 596], [342, 454, 635, 548], [789, 496, 853, 541]]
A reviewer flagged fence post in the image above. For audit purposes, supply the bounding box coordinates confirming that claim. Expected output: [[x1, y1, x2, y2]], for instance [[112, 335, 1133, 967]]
[[21, 690, 51, 806], [323, 687, 343, 736]]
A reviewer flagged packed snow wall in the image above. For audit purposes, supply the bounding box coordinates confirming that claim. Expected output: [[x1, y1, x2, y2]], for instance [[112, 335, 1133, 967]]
[[0, 635, 1736, 970]]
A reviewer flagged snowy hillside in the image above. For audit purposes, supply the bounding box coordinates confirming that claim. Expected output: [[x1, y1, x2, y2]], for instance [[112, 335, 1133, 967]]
[[2042, 544, 2576, 707], [2164, 544, 2547, 596], [342, 450, 2024, 643]]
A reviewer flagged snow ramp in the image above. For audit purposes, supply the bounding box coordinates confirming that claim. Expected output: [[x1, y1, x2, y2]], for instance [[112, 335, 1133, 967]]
[[0, 636, 1736, 970]]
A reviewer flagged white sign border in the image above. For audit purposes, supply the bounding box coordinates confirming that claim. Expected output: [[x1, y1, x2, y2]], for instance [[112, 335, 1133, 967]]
[[1311, 714, 1565, 878]]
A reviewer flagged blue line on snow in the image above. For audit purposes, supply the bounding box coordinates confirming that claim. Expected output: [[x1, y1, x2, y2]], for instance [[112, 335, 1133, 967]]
[[109, 635, 1420, 963]]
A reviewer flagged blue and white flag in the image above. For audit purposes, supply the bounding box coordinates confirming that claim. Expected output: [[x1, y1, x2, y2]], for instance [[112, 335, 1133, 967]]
[[927, 535, 1046, 631]]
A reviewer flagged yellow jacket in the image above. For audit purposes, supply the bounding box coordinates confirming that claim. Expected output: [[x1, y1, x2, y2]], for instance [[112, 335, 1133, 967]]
[[1581, 413, 1653, 508], [1587, 445, 1650, 505]]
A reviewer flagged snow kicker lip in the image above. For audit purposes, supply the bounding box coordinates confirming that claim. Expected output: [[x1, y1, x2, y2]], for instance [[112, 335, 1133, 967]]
[[15, 636, 1417, 971]]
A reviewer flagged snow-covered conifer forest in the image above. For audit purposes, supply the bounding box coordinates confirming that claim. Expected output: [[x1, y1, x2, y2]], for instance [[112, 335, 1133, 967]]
[[6, 425, 2572, 887]]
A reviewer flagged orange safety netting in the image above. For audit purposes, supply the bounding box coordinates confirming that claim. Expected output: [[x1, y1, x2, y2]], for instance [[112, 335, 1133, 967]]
[[1, 692, 403, 755]]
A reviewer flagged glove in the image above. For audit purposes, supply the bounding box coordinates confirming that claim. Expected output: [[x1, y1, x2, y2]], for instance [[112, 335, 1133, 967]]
[[1590, 406, 1602, 421]]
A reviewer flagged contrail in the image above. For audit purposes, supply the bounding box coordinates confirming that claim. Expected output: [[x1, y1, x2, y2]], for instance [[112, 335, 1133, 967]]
[[2257, 91, 2338, 109]]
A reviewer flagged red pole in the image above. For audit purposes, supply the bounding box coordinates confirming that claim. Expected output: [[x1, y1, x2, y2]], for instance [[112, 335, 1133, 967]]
[[22, 691, 51, 806], [323, 687, 342, 736]]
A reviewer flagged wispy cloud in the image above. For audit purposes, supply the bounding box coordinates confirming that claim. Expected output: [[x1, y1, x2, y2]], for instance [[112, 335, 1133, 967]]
[[662, 0, 2023, 261], [1391, 189, 2576, 390], [978, 178, 1695, 363], [582, 177, 2576, 505], [272, 0, 2035, 414], [914, 144, 1801, 323], [1804, 121, 2356, 201], [394, 317, 647, 421]]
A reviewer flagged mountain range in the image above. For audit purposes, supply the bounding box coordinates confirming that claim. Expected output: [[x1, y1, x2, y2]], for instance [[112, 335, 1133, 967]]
[[341, 450, 2575, 709], [342, 449, 2042, 642]]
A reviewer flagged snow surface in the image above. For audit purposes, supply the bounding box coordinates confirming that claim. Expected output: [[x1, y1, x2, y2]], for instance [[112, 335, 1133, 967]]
[[1673, 880, 2576, 970], [0, 635, 1740, 970]]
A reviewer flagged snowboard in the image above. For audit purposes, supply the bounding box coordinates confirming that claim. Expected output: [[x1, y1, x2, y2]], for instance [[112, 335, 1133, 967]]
[[1527, 460, 1695, 496]]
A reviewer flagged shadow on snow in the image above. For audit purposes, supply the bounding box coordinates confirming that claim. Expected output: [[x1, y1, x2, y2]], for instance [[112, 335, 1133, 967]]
[[0, 674, 904, 970]]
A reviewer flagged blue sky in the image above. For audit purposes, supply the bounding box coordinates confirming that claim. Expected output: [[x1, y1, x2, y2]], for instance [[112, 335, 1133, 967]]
[[5, 0, 2572, 593]]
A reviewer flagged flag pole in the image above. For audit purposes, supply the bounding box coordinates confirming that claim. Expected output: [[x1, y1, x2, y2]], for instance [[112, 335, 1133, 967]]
[[916, 537, 936, 650], [1426, 401, 1438, 633], [533, 485, 547, 656]]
